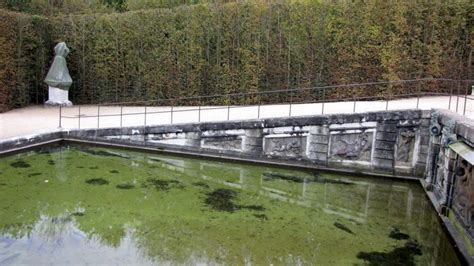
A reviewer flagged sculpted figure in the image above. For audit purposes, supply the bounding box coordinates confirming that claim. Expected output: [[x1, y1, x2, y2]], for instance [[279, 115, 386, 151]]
[[45, 42, 73, 106]]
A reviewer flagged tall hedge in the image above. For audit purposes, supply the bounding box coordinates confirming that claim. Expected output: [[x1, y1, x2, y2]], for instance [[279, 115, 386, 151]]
[[0, 1, 472, 112]]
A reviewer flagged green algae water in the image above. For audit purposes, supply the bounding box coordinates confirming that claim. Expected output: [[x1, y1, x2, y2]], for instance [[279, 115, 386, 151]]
[[0, 144, 461, 265]]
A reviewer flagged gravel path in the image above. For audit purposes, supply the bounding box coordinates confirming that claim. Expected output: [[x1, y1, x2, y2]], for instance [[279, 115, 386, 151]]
[[1, 96, 472, 140]]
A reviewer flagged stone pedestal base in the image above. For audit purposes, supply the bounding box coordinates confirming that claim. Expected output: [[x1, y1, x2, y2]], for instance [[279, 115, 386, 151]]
[[45, 86, 73, 107]]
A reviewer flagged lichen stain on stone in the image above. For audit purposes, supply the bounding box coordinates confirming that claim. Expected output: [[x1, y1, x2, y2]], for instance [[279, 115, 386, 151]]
[[116, 183, 135, 189], [389, 227, 410, 240], [357, 240, 422, 266], [10, 160, 31, 168], [85, 178, 109, 185]]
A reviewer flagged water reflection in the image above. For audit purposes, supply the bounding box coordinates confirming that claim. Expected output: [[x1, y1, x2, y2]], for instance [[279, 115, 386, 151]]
[[0, 145, 461, 265]]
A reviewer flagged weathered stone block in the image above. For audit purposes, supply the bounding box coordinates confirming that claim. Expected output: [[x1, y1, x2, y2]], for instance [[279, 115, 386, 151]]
[[307, 151, 328, 162], [245, 128, 263, 137], [376, 123, 397, 133], [308, 135, 329, 144], [308, 125, 329, 135], [243, 145, 262, 154], [374, 158, 393, 169], [420, 135, 430, 146], [244, 137, 263, 146], [418, 145, 429, 155], [311, 143, 328, 153], [444, 158, 457, 171], [374, 140, 395, 151], [185, 132, 202, 140], [417, 153, 428, 163], [376, 132, 397, 141], [374, 149, 395, 160], [446, 148, 458, 160], [420, 118, 430, 126]]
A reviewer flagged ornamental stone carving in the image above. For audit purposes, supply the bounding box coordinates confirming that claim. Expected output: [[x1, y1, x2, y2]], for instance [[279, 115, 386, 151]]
[[329, 132, 373, 161], [396, 129, 416, 162]]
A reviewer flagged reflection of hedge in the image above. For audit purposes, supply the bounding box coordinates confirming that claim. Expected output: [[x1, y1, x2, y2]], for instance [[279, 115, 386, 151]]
[[0, 1, 472, 112]]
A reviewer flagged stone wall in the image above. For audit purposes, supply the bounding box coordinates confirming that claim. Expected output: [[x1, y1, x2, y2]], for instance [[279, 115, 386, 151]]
[[62, 109, 431, 178], [424, 110, 474, 261]]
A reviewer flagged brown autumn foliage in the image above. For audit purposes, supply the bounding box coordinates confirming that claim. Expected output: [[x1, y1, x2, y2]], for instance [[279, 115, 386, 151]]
[[0, 1, 472, 112]]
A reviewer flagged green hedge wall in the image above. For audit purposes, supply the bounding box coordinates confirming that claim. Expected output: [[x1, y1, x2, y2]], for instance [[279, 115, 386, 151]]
[[0, 1, 472, 112]]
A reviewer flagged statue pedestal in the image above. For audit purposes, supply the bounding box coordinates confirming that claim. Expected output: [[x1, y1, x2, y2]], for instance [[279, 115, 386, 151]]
[[45, 86, 72, 107]]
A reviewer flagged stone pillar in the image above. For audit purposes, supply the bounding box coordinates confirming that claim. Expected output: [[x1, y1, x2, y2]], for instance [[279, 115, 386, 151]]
[[373, 121, 397, 170], [241, 129, 263, 154], [306, 125, 329, 163], [425, 135, 441, 188], [185, 132, 202, 148], [439, 147, 457, 208]]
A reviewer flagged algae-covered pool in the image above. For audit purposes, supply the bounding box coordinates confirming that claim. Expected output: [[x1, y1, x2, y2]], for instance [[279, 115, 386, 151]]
[[0, 144, 462, 265]]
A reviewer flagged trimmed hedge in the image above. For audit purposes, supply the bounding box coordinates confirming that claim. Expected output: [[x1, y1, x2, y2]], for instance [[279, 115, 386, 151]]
[[0, 1, 472, 112]]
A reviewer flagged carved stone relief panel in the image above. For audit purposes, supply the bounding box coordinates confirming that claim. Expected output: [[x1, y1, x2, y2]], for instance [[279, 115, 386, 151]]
[[394, 128, 417, 167], [202, 136, 242, 151], [264, 136, 306, 158], [328, 131, 374, 162], [433, 147, 447, 204], [452, 158, 474, 237]]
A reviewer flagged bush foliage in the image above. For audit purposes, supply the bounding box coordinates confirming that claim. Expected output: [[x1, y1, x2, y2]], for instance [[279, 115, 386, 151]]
[[0, 1, 472, 111]]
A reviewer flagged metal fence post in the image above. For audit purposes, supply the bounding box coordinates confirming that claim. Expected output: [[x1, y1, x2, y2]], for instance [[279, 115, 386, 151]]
[[170, 106, 173, 124], [416, 83, 421, 109], [456, 81, 460, 113], [58, 106, 62, 128], [321, 87, 326, 114], [257, 104, 261, 119], [198, 106, 201, 122], [448, 83, 453, 111], [227, 105, 230, 120], [289, 90, 293, 116], [78, 106, 81, 129], [97, 105, 100, 129], [463, 82, 469, 116], [120, 106, 123, 128], [144, 106, 147, 127]]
